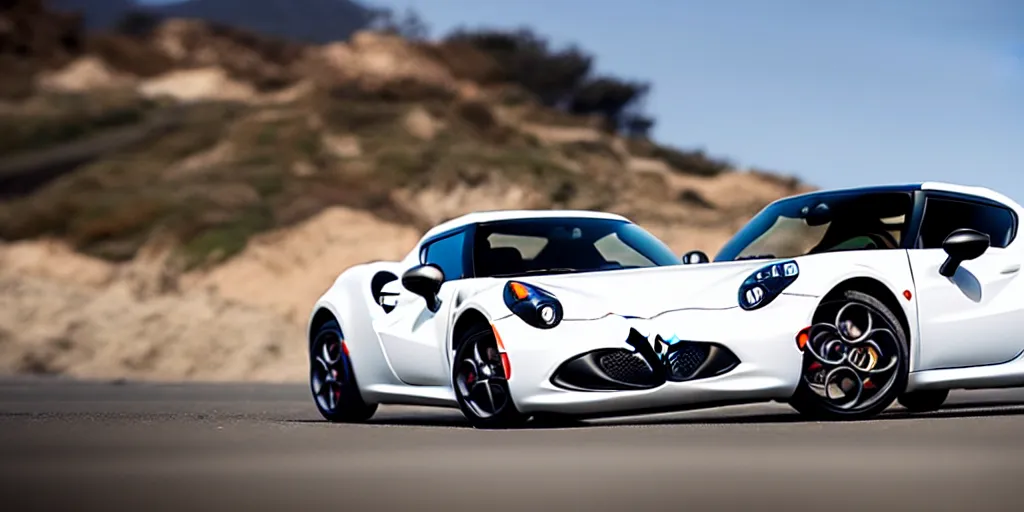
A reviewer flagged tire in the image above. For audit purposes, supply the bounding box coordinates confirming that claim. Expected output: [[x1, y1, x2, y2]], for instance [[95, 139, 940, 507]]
[[452, 323, 529, 429], [898, 389, 949, 413], [309, 319, 378, 423], [789, 290, 909, 421]]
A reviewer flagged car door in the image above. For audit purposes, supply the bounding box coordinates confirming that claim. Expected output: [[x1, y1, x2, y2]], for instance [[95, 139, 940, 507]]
[[374, 229, 469, 387], [908, 194, 1024, 371]]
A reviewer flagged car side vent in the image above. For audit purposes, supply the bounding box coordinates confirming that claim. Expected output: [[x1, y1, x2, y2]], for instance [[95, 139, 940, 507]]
[[370, 271, 399, 313]]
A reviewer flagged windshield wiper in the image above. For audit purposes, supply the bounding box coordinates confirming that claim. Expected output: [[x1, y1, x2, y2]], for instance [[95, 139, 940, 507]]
[[490, 268, 585, 278], [736, 254, 777, 261]]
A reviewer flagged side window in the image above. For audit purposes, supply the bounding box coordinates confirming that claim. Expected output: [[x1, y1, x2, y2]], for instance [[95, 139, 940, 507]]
[[422, 231, 466, 280], [918, 197, 1017, 249]]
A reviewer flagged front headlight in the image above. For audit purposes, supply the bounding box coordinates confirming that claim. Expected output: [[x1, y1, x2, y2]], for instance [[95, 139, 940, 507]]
[[738, 260, 800, 310], [503, 281, 563, 329]]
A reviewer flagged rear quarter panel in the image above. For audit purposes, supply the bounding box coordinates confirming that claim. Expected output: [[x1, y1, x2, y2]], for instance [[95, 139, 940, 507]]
[[308, 261, 409, 396]]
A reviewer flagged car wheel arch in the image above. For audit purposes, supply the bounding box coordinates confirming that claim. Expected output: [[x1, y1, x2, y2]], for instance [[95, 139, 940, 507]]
[[819, 277, 912, 347], [451, 308, 491, 355], [309, 307, 341, 350]]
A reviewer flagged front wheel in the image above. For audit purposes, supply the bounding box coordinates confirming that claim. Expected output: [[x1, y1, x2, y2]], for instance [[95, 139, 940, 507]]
[[789, 290, 909, 421], [309, 319, 378, 423], [452, 324, 529, 429]]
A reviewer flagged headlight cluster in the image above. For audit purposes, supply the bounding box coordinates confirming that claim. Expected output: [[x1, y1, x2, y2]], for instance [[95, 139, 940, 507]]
[[738, 260, 800, 310], [503, 281, 563, 329]]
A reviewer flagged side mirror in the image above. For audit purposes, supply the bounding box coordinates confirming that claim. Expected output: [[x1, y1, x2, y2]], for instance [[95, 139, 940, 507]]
[[939, 228, 990, 278], [682, 250, 710, 265], [402, 264, 445, 312]]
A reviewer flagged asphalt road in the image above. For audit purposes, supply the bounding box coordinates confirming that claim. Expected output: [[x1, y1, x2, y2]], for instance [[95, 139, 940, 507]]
[[2, 378, 1023, 511]]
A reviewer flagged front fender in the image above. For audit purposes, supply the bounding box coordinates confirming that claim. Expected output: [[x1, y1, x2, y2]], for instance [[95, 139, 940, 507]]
[[784, 250, 919, 368], [785, 251, 914, 301]]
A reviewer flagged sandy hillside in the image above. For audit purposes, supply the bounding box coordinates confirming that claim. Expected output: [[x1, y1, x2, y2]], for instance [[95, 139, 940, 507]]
[[0, 205, 414, 382], [0, 172, 803, 383], [0, 2, 813, 382]]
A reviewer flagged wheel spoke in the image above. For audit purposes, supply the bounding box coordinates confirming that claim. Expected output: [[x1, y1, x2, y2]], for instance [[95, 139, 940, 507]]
[[322, 339, 340, 366], [823, 367, 863, 409], [864, 354, 898, 375], [865, 326, 897, 344], [327, 382, 337, 410], [473, 341, 487, 367], [483, 380, 497, 413], [835, 303, 873, 344], [315, 355, 330, 372], [804, 329, 848, 366], [467, 378, 494, 415]]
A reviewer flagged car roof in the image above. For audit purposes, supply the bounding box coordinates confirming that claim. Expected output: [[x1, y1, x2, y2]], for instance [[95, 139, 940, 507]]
[[419, 210, 630, 242], [768, 181, 1021, 212], [921, 182, 1021, 210]]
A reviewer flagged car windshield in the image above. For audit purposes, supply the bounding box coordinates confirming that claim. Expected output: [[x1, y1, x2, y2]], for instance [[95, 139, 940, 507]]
[[715, 191, 914, 262], [472, 217, 680, 278]]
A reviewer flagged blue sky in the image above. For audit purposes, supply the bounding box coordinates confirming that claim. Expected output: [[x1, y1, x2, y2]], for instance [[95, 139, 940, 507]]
[[143, 0, 1023, 200]]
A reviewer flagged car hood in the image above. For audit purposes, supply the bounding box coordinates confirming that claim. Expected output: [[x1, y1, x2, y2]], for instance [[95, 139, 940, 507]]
[[517, 260, 778, 319]]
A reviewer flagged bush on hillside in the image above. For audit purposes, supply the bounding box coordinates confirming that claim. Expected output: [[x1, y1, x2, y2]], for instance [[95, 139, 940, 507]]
[[440, 27, 655, 135], [367, 7, 430, 41], [568, 76, 651, 129], [627, 137, 732, 177], [113, 9, 163, 38], [443, 27, 593, 106]]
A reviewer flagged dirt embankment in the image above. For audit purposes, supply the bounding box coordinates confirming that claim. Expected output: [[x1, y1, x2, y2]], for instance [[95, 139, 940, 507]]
[[0, 169, 805, 383], [0, 4, 812, 382], [0, 206, 413, 382]]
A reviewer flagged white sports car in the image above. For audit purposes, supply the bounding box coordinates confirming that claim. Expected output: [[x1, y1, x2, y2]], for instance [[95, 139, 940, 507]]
[[307, 182, 1024, 428]]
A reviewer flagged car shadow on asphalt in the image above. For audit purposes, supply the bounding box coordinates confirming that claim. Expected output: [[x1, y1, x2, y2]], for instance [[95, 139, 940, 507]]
[[623, 401, 1024, 427], [299, 400, 1024, 429]]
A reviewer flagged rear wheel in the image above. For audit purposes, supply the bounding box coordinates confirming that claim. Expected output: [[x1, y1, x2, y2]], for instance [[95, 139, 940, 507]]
[[310, 319, 377, 423], [452, 324, 528, 429], [790, 290, 909, 421], [898, 389, 949, 413]]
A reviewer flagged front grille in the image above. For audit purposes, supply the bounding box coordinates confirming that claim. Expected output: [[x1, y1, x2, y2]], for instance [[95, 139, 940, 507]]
[[598, 350, 655, 385], [667, 344, 709, 380]]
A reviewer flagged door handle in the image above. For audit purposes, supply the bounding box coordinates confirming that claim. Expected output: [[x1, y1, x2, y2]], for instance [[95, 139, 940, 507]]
[[1002, 264, 1021, 275]]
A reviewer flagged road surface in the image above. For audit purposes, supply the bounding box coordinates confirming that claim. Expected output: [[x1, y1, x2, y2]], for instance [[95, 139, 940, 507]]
[[1, 377, 1023, 511]]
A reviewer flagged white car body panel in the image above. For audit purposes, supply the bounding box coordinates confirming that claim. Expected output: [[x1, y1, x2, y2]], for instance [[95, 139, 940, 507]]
[[307, 183, 1024, 418], [908, 247, 1024, 371], [492, 293, 814, 414]]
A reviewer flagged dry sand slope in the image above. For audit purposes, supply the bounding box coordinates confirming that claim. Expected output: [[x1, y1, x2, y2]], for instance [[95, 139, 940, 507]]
[[0, 208, 712, 382], [0, 173, 801, 383], [0, 206, 417, 382]]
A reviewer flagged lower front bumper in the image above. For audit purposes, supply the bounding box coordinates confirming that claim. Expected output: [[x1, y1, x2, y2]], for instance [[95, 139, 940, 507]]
[[493, 294, 816, 416]]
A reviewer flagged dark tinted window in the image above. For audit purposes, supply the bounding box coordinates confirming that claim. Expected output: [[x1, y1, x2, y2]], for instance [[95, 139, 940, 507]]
[[473, 218, 679, 278], [422, 231, 466, 280], [716, 191, 914, 262], [918, 197, 1016, 249]]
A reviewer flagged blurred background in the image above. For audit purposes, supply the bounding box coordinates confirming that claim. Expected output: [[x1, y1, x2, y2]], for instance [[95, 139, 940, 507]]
[[0, 0, 1020, 384]]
